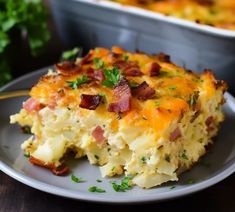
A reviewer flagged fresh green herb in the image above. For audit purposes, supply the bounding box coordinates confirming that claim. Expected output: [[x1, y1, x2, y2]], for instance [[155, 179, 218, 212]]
[[24, 152, 30, 158], [180, 150, 188, 160], [88, 186, 106, 193], [159, 70, 169, 77], [99, 93, 106, 97], [155, 102, 161, 107], [122, 54, 129, 61], [96, 179, 102, 183], [0, 0, 50, 86], [102, 67, 121, 87], [21, 126, 31, 134], [62, 47, 80, 61], [94, 155, 99, 160], [200, 160, 211, 167], [168, 85, 177, 90], [95, 48, 100, 53], [187, 179, 196, 184], [93, 58, 104, 69], [67, 75, 88, 89], [188, 91, 199, 106], [170, 185, 176, 190], [165, 154, 171, 163], [128, 81, 139, 88], [111, 166, 116, 171], [141, 156, 147, 164], [111, 176, 133, 192], [107, 148, 111, 152], [71, 174, 85, 183]]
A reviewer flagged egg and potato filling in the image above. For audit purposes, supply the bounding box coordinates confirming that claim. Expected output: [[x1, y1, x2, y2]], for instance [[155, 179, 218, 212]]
[[10, 46, 227, 188]]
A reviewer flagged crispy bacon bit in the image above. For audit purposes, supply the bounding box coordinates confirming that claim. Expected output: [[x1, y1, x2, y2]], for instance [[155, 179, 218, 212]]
[[87, 68, 105, 81], [155, 52, 171, 62], [23, 98, 44, 112], [150, 62, 161, 76], [170, 127, 182, 141], [193, 0, 214, 6], [55, 61, 81, 76], [29, 156, 69, 176], [132, 81, 155, 100], [205, 116, 215, 132], [114, 60, 142, 76], [108, 79, 131, 113], [80, 52, 93, 65], [92, 126, 106, 144], [79, 94, 102, 110]]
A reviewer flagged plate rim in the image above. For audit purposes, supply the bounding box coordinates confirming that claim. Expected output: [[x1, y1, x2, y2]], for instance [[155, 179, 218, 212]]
[[0, 68, 235, 204]]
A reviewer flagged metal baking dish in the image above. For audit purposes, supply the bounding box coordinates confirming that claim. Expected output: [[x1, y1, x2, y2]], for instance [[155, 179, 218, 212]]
[[49, 0, 235, 93]]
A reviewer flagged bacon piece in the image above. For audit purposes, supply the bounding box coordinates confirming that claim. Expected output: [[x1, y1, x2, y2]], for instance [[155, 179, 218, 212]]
[[150, 62, 161, 76], [155, 52, 171, 62], [23, 98, 44, 113], [79, 94, 102, 110], [80, 52, 93, 65], [92, 126, 106, 144], [132, 81, 155, 100], [193, 0, 213, 6], [29, 156, 69, 176], [170, 127, 182, 141], [108, 79, 131, 113], [114, 60, 142, 76], [87, 68, 105, 81], [205, 116, 215, 132], [55, 61, 81, 76]]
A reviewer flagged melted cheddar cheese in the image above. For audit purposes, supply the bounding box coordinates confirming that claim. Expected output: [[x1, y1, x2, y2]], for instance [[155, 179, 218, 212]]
[[10, 46, 227, 188]]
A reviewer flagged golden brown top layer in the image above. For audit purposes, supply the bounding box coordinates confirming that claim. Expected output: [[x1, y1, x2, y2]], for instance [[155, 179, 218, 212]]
[[111, 0, 235, 30]]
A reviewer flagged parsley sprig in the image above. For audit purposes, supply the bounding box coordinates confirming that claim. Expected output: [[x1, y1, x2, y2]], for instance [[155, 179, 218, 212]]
[[111, 176, 133, 192], [102, 67, 121, 87], [88, 186, 106, 193], [71, 174, 86, 183], [67, 75, 88, 89], [93, 58, 105, 69], [62, 47, 80, 61]]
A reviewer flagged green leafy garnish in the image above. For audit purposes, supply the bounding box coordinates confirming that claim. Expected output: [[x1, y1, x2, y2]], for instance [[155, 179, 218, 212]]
[[188, 91, 199, 106], [62, 47, 80, 61], [187, 179, 196, 184], [88, 186, 106, 193], [128, 81, 139, 88], [165, 154, 171, 163], [111, 166, 116, 171], [71, 174, 85, 183], [102, 67, 121, 87], [111, 176, 133, 192], [96, 179, 102, 183], [180, 150, 188, 160], [141, 156, 147, 164], [67, 75, 88, 89], [168, 85, 177, 90], [155, 101, 161, 107], [122, 54, 129, 61], [93, 58, 104, 69], [24, 152, 30, 158], [94, 155, 99, 160], [170, 185, 176, 190]]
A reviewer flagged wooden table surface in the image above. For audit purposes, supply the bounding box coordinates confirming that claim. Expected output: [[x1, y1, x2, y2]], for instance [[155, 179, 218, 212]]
[[0, 171, 234, 212]]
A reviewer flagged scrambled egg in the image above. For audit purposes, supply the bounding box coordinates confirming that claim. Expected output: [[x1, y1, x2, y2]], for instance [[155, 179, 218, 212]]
[[10, 46, 227, 188]]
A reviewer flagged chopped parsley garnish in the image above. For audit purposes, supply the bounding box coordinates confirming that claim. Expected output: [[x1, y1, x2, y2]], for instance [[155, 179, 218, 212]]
[[187, 179, 196, 184], [111, 166, 116, 171], [188, 91, 199, 106], [111, 176, 133, 192], [93, 58, 104, 69], [170, 185, 176, 190], [94, 155, 99, 160], [24, 152, 30, 158], [71, 174, 86, 183], [62, 47, 80, 61], [88, 186, 106, 193], [165, 154, 171, 163], [95, 48, 100, 53], [141, 156, 147, 164], [155, 101, 161, 107], [168, 85, 177, 90], [180, 150, 188, 160], [96, 179, 102, 183], [102, 67, 121, 87], [128, 81, 139, 88], [122, 54, 129, 61], [98, 93, 106, 97], [67, 75, 88, 89]]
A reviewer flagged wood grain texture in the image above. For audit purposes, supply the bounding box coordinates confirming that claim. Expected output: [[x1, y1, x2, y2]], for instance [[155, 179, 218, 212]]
[[0, 171, 234, 212]]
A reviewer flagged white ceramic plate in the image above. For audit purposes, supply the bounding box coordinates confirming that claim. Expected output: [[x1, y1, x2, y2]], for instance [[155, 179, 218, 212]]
[[0, 68, 235, 203]]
